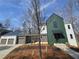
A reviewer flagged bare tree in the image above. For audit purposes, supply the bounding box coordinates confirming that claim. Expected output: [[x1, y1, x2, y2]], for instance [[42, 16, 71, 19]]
[[20, 13, 31, 35], [20, 0, 54, 58], [4, 18, 11, 30], [26, 0, 47, 59], [54, 0, 79, 33], [65, 0, 79, 34], [30, 0, 42, 59], [74, 0, 79, 10]]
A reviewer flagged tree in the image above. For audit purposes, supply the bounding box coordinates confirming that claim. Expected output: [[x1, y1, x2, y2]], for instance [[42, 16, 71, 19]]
[[65, 0, 79, 34], [74, 0, 79, 11], [20, 11, 31, 34], [29, 0, 42, 59], [20, 0, 54, 58], [26, 0, 47, 59], [54, 0, 79, 33], [4, 18, 11, 30]]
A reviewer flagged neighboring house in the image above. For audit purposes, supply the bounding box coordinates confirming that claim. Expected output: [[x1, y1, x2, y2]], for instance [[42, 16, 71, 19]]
[[0, 30, 47, 45], [65, 24, 77, 46], [0, 31, 19, 45], [47, 13, 68, 45], [0, 24, 12, 45], [40, 25, 47, 34], [0, 29, 11, 36], [40, 24, 47, 42], [0, 31, 31, 45], [47, 13, 77, 47], [0, 23, 11, 36]]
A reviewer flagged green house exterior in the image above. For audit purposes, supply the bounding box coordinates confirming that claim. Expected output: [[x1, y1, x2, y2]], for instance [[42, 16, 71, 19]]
[[47, 14, 68, 45]]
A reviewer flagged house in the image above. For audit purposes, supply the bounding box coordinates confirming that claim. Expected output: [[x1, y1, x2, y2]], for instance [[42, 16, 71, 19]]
[[40, 24, 47, 42], [0, 29, 11, 37], [0, 29, 47, 45], [0, 31, 32, 45], [47, 13, 68, 45], [47, 13, 77, 46], [40, 24, 47, 34], [65, 24, 78, 46], [0, 31, 19, 45]]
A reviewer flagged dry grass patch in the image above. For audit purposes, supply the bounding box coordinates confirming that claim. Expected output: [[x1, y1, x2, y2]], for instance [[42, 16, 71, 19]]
[[4, 45, 73, 59]]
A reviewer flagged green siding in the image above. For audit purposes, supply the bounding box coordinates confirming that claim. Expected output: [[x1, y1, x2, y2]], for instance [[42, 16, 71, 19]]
[[47, 14, 68, 45]]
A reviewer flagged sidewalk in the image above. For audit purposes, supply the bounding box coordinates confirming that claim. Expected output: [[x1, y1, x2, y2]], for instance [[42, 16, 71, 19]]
[[65, 48, 79, 59], [55, 44, 79, 59], [0, 44, 22, 59]]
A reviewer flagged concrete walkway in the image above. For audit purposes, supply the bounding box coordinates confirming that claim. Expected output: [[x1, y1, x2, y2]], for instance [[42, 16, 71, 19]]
[[54, 44, 79, 59], [65, 48, 79, 59], [0, 44, 22, 59]]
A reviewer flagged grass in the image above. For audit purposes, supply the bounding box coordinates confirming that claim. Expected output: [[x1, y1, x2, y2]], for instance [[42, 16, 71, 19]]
[[4, 44, 73, 59]]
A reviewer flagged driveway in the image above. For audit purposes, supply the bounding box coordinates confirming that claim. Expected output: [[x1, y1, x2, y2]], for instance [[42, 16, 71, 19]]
[[0, 44, 22, 59]]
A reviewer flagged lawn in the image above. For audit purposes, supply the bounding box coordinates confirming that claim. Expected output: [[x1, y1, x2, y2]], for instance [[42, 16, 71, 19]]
[[4, 44, 73, 59]]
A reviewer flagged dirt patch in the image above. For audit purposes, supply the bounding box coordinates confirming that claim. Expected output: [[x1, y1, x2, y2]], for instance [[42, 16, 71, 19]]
[[4, 45, 73, 59]]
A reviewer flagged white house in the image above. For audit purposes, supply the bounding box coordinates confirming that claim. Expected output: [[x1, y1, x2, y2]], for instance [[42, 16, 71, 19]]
[[0, 32, 18, 46], [40, 25, 47, 34], [65, 24, 78, 47], [40, 25, 47, 42]]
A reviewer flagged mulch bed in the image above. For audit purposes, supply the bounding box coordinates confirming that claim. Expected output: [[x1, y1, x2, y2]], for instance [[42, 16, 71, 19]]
[[4, 44, 74, 59]]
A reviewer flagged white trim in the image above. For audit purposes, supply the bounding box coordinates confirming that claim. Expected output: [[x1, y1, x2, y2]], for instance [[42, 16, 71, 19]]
[[6, 39, 8, 45]]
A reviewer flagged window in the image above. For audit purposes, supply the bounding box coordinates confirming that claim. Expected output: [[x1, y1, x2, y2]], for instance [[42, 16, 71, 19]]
[[53, 21, 58, 28], [43, 27, 45, 30], [70, 34, 73, 39], [8, 39, 14, 44], [54, 33, 65, 41], [0, 39, 7, 44], [68, 25, 70, 29]]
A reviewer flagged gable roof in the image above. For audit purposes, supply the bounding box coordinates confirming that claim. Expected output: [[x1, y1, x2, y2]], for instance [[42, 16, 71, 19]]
[[46, 13, 63, 25], [0, 29, 11, 36]]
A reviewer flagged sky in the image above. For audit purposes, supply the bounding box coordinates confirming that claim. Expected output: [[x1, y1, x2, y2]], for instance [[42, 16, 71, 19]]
[[0, 0, 68, 29]]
